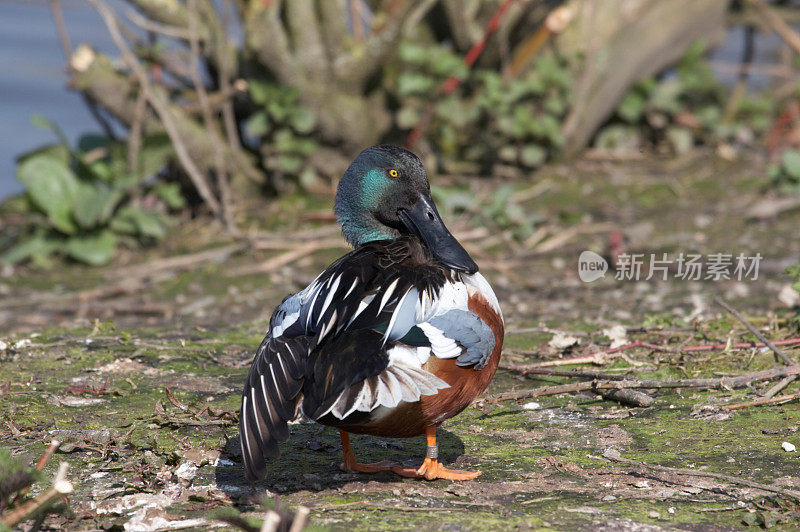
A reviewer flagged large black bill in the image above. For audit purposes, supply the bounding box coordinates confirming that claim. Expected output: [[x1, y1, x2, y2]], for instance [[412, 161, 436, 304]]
[[399, 195, 478, 274]]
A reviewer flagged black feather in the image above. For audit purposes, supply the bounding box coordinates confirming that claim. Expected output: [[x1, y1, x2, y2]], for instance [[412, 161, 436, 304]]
[[239, 236, 451, 481]]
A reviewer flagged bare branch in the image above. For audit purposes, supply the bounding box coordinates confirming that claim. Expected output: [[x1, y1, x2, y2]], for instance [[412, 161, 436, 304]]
[[188, 0, 235, 231], [245, 0, 301, 86], [124, 0, 191, 28], [285, 0, 328, 78], [125, 8, 195, 40], [714, 297, 795, 365], [89, 0, 222, 216]]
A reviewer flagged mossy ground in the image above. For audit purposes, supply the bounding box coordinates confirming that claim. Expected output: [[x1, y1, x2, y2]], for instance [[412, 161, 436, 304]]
[[2, 151, 800, 530]]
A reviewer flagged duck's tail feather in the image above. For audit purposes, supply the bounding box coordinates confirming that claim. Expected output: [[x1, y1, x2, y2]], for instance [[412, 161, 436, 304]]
[[239, 335, 310, 481]]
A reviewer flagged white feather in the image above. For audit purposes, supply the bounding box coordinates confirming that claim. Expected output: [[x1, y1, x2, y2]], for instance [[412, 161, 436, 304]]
[[346, 293, 375, 327], [462, 272, 503, 318], [417, 322, 462, 358], [343, 277, 359, 299], [326, 363, 449, 420], [315, 274, 342, 326], [377, 278, 400, 314]]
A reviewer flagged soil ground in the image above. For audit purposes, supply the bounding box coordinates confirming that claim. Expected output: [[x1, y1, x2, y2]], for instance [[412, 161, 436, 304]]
[[2, 151, 800, 530]]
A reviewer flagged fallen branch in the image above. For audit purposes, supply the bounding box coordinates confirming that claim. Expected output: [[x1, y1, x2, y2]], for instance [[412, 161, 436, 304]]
[[499, 366, 628, 380], [721, 391, 800, 411], [107, 243, 247, 280], [227, 240, 342, 277], [508, 338, 800, 369], [488, 364, 800, 402], [714, 297, 795, 365], [597, 388, 654, 407], [35, 440, 61, 471], [601, 449, 800, 502], [505, 327, 588, 337], [0, 462, 73, 528], [763, 375, 797, 399], [288, 506, 309, 532]]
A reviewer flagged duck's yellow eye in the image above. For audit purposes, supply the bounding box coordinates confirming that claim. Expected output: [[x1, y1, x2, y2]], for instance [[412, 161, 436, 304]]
[[389, 169, 398, 178]]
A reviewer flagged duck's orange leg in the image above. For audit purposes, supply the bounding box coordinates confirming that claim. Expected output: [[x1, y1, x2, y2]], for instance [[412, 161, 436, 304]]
[[339, 430, 396, 473], [391, 426, 482, 481]]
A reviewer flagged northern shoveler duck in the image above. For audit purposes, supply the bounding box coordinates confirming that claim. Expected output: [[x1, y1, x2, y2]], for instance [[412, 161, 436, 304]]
[[240, 145, 503, 481]]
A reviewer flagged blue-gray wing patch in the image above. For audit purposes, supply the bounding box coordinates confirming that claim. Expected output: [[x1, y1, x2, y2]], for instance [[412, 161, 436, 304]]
[[423, 309, 495, 370]]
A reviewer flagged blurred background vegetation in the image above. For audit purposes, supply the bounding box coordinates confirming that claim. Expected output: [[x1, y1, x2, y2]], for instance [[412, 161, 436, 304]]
[[0, 0, 799, 272]]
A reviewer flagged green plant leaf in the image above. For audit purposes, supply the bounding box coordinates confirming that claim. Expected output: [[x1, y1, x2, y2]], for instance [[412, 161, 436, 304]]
[[153, 183, 186, 209], [16, 154, 79, 234], [112, 207, 167, 239], [109, 215, 138, 235], [248, 80, 271, 105], [17, 143, 70, 167], [397, 73, 436, 97], [0, 231, 60, 266], [72, 181, 123, 229], [31, 114, 70, 147], [617, 92, 646, 123], [289, 107, 316, 134], [245, 111, 270, 138], [781, 150, 800, 180], [66, 230, 116, 265], [520, 144, 547, 167]]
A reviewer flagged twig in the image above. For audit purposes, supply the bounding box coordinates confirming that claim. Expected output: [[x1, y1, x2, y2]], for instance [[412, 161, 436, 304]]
[[505, 327, 588, 337], [127, 88, 147, 174], [714, 297, 795, 365], [0, 462, 73, 528], [216, 0, 247, 181], [107, 243, 246, 280], [598, 388, 654, 407], [288, 506, 309, 532], [508, 4, 574, 76], [601, 449, 800, 502], [228, 240, 340, 277], [49, 0, 73, 61], [260, 510, 281, 532], [517, 340, 677, 368], [683, 338, 800, 353], [126, 8, 194, 40], [16, 439, 62, 500], [745, 0, 800, 55], [35, 439, 61, 471], [188, 0, 237, 234], [89, 0, 222, 216], [488, 364, 800, 402], [517, 336, 800, 369], [763, 375, 797, 399], [721, 391, 800, 411], [51, 0, 118, 141], [500, 366, 628, 380]]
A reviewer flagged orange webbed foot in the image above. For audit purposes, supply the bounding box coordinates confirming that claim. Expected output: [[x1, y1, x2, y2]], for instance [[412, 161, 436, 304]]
[[392, 457, 482, 481]]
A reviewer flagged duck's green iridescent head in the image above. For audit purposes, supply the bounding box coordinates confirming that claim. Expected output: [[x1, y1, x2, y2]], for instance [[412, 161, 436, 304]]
[[334, 145, 478, 274]]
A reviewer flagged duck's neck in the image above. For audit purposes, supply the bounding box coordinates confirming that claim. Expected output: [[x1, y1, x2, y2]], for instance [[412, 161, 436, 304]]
[[336, 212, 399, 247]]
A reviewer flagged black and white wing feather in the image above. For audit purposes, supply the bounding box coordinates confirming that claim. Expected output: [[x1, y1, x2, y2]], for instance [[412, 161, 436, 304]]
[[239, 239, 501, 481]]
